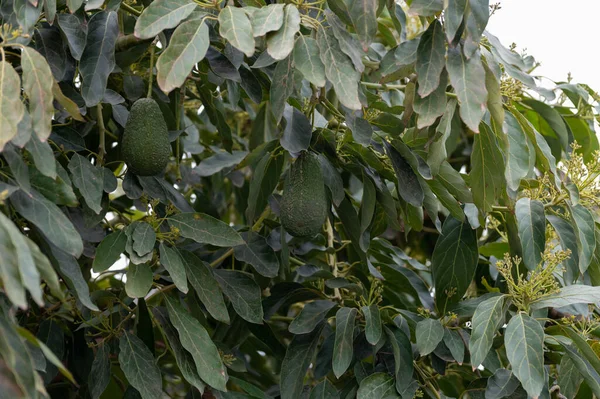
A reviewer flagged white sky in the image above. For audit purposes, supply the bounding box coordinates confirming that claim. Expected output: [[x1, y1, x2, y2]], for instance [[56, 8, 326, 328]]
[[486, 0, 600, 92]]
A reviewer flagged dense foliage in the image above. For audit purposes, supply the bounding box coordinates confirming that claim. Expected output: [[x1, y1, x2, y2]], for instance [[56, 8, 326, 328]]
[[1, 0, 600, 398]]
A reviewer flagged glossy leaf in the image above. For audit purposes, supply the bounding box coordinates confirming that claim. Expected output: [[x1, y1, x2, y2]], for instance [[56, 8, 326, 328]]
[[505, 313, 545, 398], [93, 230, 127, 272], [134, 0, 197, 39], [469, 295, 505, 368], [362, 305, 382, 345], [157, 20, 209, 94], [515, 197, 546, 270], [168, 213, 244, 247]]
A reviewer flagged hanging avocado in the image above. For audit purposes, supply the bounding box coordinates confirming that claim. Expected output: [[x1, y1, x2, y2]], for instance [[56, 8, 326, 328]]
[[121, 98, 170, 176], [280, 152, 327, 237]]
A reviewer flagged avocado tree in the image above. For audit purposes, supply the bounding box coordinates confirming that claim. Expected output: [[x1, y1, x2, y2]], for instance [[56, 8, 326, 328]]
[[1, 0, 600, 397]]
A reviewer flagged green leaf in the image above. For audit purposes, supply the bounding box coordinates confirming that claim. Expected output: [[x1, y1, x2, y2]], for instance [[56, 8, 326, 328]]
[[20, 47, 54, 142], [443, 328, 465, 364], [568, 203, 596, 273], [158, 243, 188, 294], [194, 150, 248, 177], [80, 11, 119, 107], [0, 61, 25, 151], [530, 285, 600, 310], [485, 369, 519, 399], [414, 70, 448, 128], [152, 308, 206, 394], [384, 326, 414, 395], [464, 0, 489, 56], [357, 372, 400, 399], [408, 0, 443, 16], [415, 19, 445, 97], [165, 296, 228, 391], [469, 295, 505, 367], [246, 150, 283, 222], [558, 355, 583, 399], [431, 216, 478, 313], [266, 4, 300, 60], [505, 313, 545, 398], [446, 46, 488, 132], [234, 232, 280, 278], [214, 269, 263, 324], [180, 250, 230, 324], [562, 345, 600, 398], [119, 332, 163, 399], [25, 135, 56, 179], [134, 0, 197, 39], [251, 4, 284, 37], [219, 6, 255, 57], [11, 189, 83, 257], [157, 19, 209, 94], [68, 153, 104, 214], [317, 27, 361, 110], [269, 55, 294, 123], [93, 230, 127, 273], [444, 0, 466, 42], [310, 379, 339, 399], [362, 305, 382, 345], [332, 307, 357, 378], [349, 0, 377, 51], [66, 0, 83, 13], [17, 327, 75, 384], [293, 35, 326, 87], [471, 123, 505, 213], [325, 10, 365, 73], [504, 111, 534, 190], [89, 344, 111, 399], [547, 214, 580, 282], [346, 114, 373, 147], [168, 213, 244, 247], [131, 222, 156, 257], [522, 98, 570, 152], [280, 325, 324, 399], [56, 13, 88, 61], [416, 318, 444, 356], [26, 237, 63, 302], [515, 197, 546, 270], [125, 263, 153, 298], [0, 214, 29, 308], [384, 140, 424, 207], [289, 300, 336, 335]]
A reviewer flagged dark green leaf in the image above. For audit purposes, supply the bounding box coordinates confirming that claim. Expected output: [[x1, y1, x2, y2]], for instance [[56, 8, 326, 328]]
[[289, 300, 336, 335], [464, 0, 489, 56], [134, 0, 197, 39], [310, 379, 339, 399], [444, 0, 466, 42], [515, 197, 546, 270], [25, 135, 56, 179], [414, 70, 448, 128], [408, 0, 443, 16], [443, 328, 465, 364], [93, 230, 127, 273], [158, 243, 188, 293], [485, 369, 519, 399], [234, 232, 279, 278], [561, 347, 592, 397], [332, 307, 357, 378], [246, 150, 283, 222], [214, 269, 263, 324], [165, 296, 228, 391], [415, 20, 445, 97], [125, 263, 153, 298], [547, 214, 579, 282], [119, 332, 163, 399], [569, 203, 596, 273], [168, 213, 244, 247], [415, 318, 444, 356], [325, 10, 364, 73], [131, 222, 156, 257], [505, 313, 545, 398], [56, 13, 88, 61], [68, 153, 104, 214], [194, 150, 248, 177], [269, 55, 294, 123], [362, 305, 381, 345], [357, 372, 399, 399], [281, 106, 312, 154], [504, 111, 534, 190], [89, 344, 111, 399], [384, 140, 423, 207], [280, 324, 324, 399], [431, 216, 478, 313], [469, 295, 505, 367], [470, 123, 505, 213], [349, 0, 377, 51]]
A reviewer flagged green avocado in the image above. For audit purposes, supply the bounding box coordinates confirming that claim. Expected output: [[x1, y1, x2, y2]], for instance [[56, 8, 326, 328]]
[[121, 98, 170, 176], [280, 152, 327, 237]]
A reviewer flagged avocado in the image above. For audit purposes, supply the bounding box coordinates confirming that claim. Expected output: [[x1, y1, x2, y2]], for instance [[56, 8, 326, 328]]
[[280, 152, 327, 237], [121, 98, 170, 176]]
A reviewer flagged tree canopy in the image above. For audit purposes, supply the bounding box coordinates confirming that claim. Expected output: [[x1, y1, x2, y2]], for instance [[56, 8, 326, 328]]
[[1, 0, 600, 398]]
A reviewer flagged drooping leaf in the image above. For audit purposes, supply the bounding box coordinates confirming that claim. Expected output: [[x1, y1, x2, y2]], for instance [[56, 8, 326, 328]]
[[80, 11, 119, 107], [384, 140, 424, 207], [317, 27, 361, 110], [269, 55, 294, 123], [234, 232, 280, 278], [310, 379, 339, 399], [134, 0, 197, 39], [56, 12, 88, 61], [469, 295, 505, 368], [194, 150, 248, 177], [504, 111, 534, 190], [266, 4, 300, 60], [325, 10, 365, 73], [446, 46, 488, 132], [415, 318, 444, 356], [530, 285, 600, 310], [289, 300, 336, 335], [0, 61, 24, 151], [384, 326, 414, 395], [158, 243, 188, 294], [219, 6, 255, 57], [119, 332, 163, 399], [332, 307, 357, 378], [431, 216, 479, 313], [547, 214, 580, 282], [559, 348, 586, 398], [485, 369, 519, 399], [281, 105, 312, 154], [470, 123, 505, 213], [569, 203, 596, 274], [414, 70, 448, 128], [443, 328, 465, 364], [68, 153, 104, 214], [125, 263, 153, 298], [362, 305, 382, 345], [131, 222, 156, 257], [505, 313, 545, 399], [89, 344, 111, 399], [251, 4, 284, 37], [20, 47, 54, 143], [349, 0, 377, 51], [293, 35, 326, 87], [415, 20, 445, 98], [165, 296, 228, 391], [280, 324, 324, 399], [515, 197, 546, 270], [157, 19, 209, 94], [357, 372, 399, 399], [179, 250, 229, 324], [214, 269, 264, 324], [168, 213, 244, 247], [464, 0, 490, 56], [246, 150, 283, 222], [93, 230, 127, 272], [25, 135, 56, 179], [444, 0, 467, 42]]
